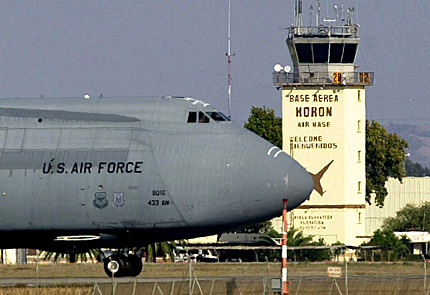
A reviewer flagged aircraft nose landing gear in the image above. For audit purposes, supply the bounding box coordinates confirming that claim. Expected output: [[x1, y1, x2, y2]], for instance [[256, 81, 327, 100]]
[[103, 252, 143, 277]]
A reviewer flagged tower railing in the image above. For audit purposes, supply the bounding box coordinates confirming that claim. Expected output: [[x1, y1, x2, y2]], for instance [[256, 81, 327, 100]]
[[273, 71, 374, 86], [288, 25, 359, 39]]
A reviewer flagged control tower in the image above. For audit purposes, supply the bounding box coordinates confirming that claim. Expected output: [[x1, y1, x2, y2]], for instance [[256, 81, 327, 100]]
[[273, 1, 374, 245]]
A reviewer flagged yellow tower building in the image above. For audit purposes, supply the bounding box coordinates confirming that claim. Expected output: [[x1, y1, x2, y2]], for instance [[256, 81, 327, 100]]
[[273, 1, 374, 245]]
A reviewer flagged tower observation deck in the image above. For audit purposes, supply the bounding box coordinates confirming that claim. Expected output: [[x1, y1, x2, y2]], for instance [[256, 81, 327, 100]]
[[273, 1, 374, 87]]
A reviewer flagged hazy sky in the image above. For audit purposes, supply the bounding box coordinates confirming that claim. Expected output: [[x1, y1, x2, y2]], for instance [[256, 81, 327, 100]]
[[0, 1, 429, 124]]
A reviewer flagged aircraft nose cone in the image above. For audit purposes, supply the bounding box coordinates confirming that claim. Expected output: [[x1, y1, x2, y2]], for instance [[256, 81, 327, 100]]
[[240, 142, 313, 221], [282, 158, 314, 209], [264, 147, 313, 209]]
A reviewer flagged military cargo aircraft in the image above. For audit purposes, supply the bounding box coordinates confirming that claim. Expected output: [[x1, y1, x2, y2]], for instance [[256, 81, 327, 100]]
[[0, 96, 313, 276]]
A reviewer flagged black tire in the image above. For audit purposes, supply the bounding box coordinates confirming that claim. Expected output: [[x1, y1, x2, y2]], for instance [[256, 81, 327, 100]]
[[127, 255, 143, 277]]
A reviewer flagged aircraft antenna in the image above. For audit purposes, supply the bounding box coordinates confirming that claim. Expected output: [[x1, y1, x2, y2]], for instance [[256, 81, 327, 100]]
[[226, 0, 234, 119]]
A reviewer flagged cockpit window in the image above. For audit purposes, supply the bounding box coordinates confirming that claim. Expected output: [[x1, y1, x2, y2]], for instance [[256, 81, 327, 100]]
[[187, 111, 230, 123], [198, 111, 210, 123], [206, 111, 230, 121], [187, 111, 197, 123], [219, 112, 231, 121], [220, 112, 231, 121]]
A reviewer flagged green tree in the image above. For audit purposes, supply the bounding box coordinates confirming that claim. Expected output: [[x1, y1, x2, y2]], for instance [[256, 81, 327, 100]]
[[405, 158, 430, 176], [39, 249, 101, 263], [244, 106, 282, 148], [286, 228, 314, 247], [304, 238, 331, 261], [363, 229, 410, 261], [144, 241, 178, 262], [331, 241, 345, 261], [383, 202, 430, 232], [366, 120, 409, 207], [39, 240, 182, 264], [261, 228, 317, 262], [261, 227, 314, 247]]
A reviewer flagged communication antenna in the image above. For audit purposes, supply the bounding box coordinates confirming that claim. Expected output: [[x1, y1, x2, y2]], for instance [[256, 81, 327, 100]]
[[294, 0, 297, 26], [226, 0, 234, 119], [334, 4, 340, 25], [294, 0, 303, 27], [355, 0, 358, 23], [347, 7, 355, 26], [341, 3, 345, 25], [298, 0, 303, 27], [309, 5, 314, 27], [326, 0, 329, 20], [317, 0, 321, 25]]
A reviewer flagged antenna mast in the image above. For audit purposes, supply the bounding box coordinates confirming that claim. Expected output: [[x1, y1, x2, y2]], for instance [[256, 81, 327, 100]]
[[294, 0, 303, 27], [317, 0, 321, 25], [227, 0, 233, 119]]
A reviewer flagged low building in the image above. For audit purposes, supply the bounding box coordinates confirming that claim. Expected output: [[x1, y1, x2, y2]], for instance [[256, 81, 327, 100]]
[[0, 249, 27, 264], [366, 177, 430, 236], [394, 231, 430, 257]]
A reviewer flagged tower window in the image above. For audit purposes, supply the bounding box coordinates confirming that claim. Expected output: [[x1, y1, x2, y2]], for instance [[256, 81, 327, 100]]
[[329, 44, 343, 63], [358, 181, 362, 193], [358, 151, 362, 162], [342, 44, 358, 63], [357, 120, 362, 132], [296, 44, 313, 63], [358, 90, 361, 102], [295, 42, 358, 64], [313, 44, 329, 63]]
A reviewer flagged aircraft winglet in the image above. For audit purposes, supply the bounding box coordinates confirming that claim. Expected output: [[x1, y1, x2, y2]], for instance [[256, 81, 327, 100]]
[[310, 160, 334, 196]]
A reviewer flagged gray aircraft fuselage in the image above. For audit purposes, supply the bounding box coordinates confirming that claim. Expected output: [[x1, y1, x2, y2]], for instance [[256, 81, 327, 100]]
[[0, 96, 313, 252]]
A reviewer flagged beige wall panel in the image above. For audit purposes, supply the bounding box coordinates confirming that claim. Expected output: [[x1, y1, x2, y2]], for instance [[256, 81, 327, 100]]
[[281, 86, 367, 246]]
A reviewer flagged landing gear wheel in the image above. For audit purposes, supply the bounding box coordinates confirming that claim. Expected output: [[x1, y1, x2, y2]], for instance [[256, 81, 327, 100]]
[[127, 255, 143, 277], [104, 255, 126, 277]]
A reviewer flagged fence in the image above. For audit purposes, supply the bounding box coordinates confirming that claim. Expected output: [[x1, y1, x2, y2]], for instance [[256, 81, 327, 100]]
[[89, 275, 430, 295]]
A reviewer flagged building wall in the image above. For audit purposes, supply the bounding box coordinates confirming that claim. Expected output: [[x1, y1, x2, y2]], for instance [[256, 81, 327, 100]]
[[366, 177, 430, 235], [1, 249, 16, 264], [281, 86, 367, 245]]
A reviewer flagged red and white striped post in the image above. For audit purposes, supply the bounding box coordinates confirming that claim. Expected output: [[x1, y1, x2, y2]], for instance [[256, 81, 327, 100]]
[[281, 199, 289, 295]]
